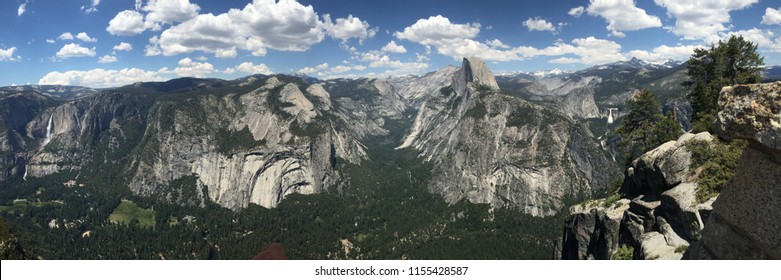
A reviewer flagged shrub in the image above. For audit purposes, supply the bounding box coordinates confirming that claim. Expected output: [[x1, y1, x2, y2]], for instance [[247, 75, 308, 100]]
[[215, 126, 267, 155], [464, 100, 487, 119], [685, 138, 747, 203], [602, 194, 621, 207], [473, 83, 495, 95], [611, 244, 634, 260], [290, 121, 325, 139], [506, 105, 537, 128], [439, 85, 453, 96]]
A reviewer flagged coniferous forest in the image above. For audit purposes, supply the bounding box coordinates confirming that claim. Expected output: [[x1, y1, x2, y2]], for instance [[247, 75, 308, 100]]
[[0, 115, 565, 260]]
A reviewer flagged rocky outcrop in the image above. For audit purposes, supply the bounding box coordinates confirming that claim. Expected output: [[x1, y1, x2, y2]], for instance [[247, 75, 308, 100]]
[[686, 81, 781, 259], [306, 84, 332, 110], [638, 231, 680, 260], [560, 198, 630, 259], [279, 83, 316, 123], [561, 81, 781, 260], [560, 133, 714, 259], [659, 182, 703, 241], [621, 132, 712, 196], [452, 57, 499, 95], [713, 82, 781, 151]]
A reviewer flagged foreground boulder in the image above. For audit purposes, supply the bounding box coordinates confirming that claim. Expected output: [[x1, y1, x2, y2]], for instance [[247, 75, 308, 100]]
[[560, 132, 712, 259], [686, 81, 781, 259], [621, 132, 713, 196], [560, 198, 630, 259]]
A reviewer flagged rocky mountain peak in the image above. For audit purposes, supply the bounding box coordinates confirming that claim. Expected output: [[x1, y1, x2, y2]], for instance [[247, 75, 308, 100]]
[[453, 57, 500, 94], [279, 83, 316, 123]]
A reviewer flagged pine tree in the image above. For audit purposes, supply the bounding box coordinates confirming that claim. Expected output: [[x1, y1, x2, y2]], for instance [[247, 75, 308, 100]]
[[651, 111, 684, 148], [617, 89, 682, 161], [685, 35, 764, 132], [618, 89, 660, 155]]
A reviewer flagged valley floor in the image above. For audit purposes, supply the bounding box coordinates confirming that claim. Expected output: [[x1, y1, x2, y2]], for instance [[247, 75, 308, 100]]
[[0, 123, 565, 260]]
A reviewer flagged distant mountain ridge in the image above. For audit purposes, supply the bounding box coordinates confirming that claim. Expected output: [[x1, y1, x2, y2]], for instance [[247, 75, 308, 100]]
[[0, 85, 97, 101], [3, 56, 767, 217]]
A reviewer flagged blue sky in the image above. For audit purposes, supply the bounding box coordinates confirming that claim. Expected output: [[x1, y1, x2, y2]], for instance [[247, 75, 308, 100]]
[[1, 0, 780, 88]]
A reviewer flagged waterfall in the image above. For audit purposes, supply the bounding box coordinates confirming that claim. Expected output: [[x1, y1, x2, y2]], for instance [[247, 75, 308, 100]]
[[22, 165, 27, 181], [607, 108, 615, 124], [46, 114, 54, 140]]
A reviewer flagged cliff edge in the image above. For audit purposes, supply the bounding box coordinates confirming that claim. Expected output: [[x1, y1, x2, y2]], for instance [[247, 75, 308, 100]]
[[686, 81, 781, 259]]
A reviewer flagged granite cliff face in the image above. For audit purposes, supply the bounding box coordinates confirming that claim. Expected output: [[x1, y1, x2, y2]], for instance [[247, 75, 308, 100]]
[[127, 77, 363, 209], [8, 77, 367, 210], [686, 81, 781, 259], [398, 58, 619, 216], [2, 58, 622, 217], [0, 91, 57, 180]]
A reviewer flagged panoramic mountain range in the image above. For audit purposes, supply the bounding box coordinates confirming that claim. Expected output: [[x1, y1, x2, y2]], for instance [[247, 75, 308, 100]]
[[1, 56, 779, 260], [0, 57, 695, 214]]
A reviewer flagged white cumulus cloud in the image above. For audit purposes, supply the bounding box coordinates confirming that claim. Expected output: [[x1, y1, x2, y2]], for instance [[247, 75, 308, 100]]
[[331, 65, 352, 73], [173, 57, 215, 77], [381, 41, 407, 53], [716, 28, 781, 53], [394, 15, 524, 61], [76, 32, 97, 42], [215, 48, 238, 58], [523, 37, 626, 65], [106, 0, 200, 36], [141, 0, 201, 29], [233, 62, 273, 74], [359, 52, 429, 75], [55, 43, 96, 58], [81, 0, 100, 14], [394, 15, 481, 45], [625, 44, 702, 63], [18, 1, 27, 16], [568, 6, 585, 17], [144, 36, 162, 56], [762, 7, 781, 25], [58, 32, 75, 40], [523, 17, 559, 33], [394, 15, 628, 65], [113, 42, 133, 51], [549, 57, 580, 64], [154, 0, 347, 57], [142, 0, 200, 25], [0, 47, 20, 61], [297, 63, 329, 74], [324, 14, 377, 42], [654, 0, 758, 40], [98, 55, 117, 63], [106, 10, 146, 36], [587, 0, 662, 37], [107, 0, 376, 58], [39, 68, 170, 88], [486, 39, 510, 49]]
